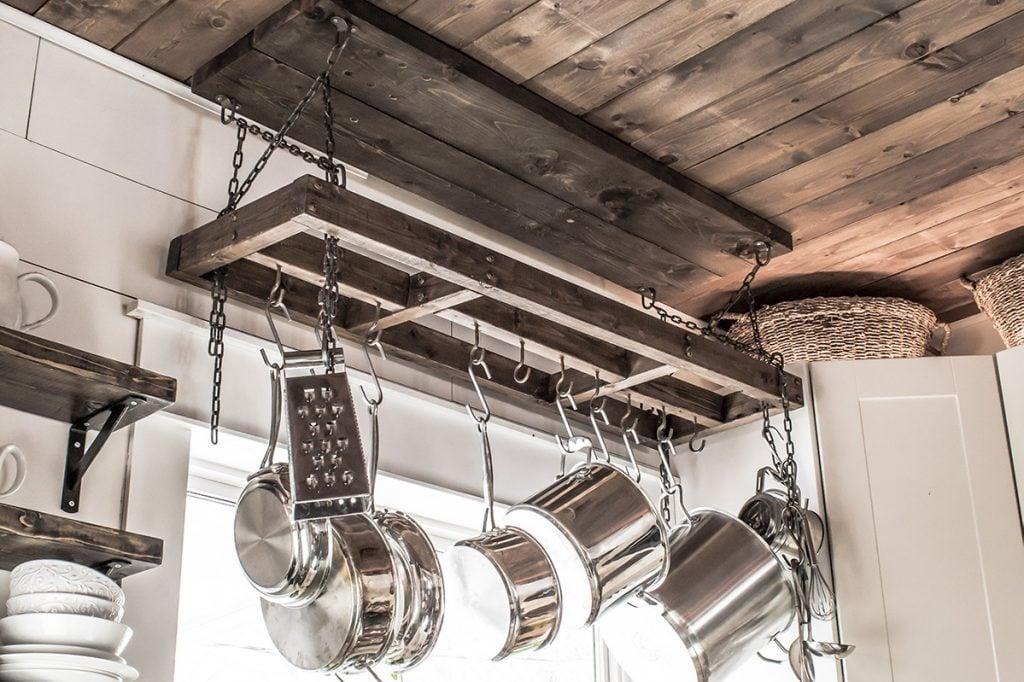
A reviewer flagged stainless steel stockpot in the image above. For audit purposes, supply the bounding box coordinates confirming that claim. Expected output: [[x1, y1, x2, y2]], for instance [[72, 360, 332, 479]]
[[447, 526, 562, 661], [602, 508, 796, 682], [505, 461, 668, 625], [261, 513, 399, 672], [376, 510, 445, 671], [234, 463, 333, 608], [739, 488, 824, 564]]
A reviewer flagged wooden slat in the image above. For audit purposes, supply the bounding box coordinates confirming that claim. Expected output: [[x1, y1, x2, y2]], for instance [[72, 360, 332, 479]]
[[778, 113, 1024, 243], [0, 504, 163, 581], [0, 327, 176, 427], [369, 0, 416, 13], [526, 0, 795, 115], [33, 0, 171, 48], [192, 40, 706, 295], [734, 62, 1024, 217], [465, 0, 669, 83], [348, 277, 481, 333], [689, 10, 1024, 194], [252, 0, 792, 272], [586, 0, 915, 143], [399, 0, 539, 48], [248, 233, 412, 307], [116, 0, 290, 80], [637, 0, 1024, 171]]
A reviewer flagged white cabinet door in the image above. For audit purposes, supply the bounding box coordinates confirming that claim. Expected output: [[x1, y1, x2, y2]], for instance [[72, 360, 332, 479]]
[[811, 357, 1024, 682], [997, 346, 1024, 522]]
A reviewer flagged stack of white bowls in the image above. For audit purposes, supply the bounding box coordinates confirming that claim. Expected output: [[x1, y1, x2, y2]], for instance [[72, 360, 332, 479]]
[[0, 560, 138, 681]]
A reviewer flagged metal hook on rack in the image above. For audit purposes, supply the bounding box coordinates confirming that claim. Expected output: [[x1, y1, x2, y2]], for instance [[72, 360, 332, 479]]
[[588, 371, 611, 464], [553, 357, 591, 477], [465, 323, 492, 426], [215, 94, 238, 124], [620, 394, 642, 483], [513, 339, 532, 385], [259, 266, 291, 371], [657, 408, 692, 527], [359, 302, 386, 408], [688, 416, 707, 453]]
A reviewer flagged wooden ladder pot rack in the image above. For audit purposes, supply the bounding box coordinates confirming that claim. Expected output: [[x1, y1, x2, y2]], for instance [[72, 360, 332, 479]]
[[166, 176, 803, 446]]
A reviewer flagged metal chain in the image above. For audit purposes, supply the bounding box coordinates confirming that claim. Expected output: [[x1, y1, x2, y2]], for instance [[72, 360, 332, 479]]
[[319, 236, 342, 372], [205, 17, 352, 440], [207, 270, 228, 444]]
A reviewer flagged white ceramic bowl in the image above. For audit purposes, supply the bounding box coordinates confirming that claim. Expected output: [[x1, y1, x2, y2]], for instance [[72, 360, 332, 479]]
[[10, 561, 124, 606], [6, 593, 123, 622], [0, 614, 132, 655]]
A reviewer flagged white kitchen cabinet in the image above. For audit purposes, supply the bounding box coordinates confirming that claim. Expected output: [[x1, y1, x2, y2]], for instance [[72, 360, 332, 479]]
[[811, 356, 1024, 682]]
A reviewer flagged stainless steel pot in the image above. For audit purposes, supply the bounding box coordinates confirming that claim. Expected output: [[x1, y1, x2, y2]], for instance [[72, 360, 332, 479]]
[[601, 508, 796, 682], [376, 510, 444, 671], [447, 526, 561, 660], [261, 513, 399, 672], [234, 463, 333, 608], [739, 488, 824, 563], [505, 461, 668, 625]]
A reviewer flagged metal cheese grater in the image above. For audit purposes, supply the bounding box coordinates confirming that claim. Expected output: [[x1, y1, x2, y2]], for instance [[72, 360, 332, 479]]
[[284, 367, 370, 521]]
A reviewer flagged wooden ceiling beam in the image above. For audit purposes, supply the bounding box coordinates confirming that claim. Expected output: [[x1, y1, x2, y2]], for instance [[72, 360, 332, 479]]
[[249, 0, 791, 270]]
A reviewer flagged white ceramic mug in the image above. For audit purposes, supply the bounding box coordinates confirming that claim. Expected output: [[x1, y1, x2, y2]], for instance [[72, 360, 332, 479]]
[[0, 240, 59, 331], [0, 444, 27, 498]]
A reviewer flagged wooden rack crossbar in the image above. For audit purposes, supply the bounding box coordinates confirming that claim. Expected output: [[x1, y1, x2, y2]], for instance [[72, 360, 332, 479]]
[[167, 175, 802, 444]]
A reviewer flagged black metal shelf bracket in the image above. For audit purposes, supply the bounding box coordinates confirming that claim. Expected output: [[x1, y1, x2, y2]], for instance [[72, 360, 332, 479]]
[[62, 396, 148, 514]]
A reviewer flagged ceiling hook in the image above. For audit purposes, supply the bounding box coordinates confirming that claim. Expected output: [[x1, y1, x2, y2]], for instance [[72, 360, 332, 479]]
[[216, 95, 238, 125], [688, 416, 707, 453], [513, 338, 532, 385]]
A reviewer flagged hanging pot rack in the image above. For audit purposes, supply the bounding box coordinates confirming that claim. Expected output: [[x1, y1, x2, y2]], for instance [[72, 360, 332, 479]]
[[166, 175, 803, 447]]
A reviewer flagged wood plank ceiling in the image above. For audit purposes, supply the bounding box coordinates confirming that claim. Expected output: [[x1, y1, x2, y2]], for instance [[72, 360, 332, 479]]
[[8, 0, 1024, 323]]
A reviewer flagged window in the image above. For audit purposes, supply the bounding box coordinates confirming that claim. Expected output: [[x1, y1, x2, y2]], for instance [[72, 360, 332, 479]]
[[174, 430, 606, 682]]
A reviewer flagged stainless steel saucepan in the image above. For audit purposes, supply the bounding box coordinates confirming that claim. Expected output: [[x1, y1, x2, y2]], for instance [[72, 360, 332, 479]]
[[444, 339, 562, 660], [739, 468, 824, 563]]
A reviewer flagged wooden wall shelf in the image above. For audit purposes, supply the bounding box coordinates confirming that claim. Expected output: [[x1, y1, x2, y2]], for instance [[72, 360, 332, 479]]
[[0, 503, 162, 581], [0, 328, 176, 427], [0, 327, 177, 512], [167, 176, 802, 445]]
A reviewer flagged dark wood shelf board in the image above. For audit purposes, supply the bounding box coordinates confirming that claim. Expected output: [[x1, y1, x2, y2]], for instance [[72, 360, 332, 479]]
[[0, 328, 176, 428], [0, 503, 163, 581]]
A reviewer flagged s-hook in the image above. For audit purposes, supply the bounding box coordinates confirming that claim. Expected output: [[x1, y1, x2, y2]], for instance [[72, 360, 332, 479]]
[[513, 339, 532, 385], [361, 302, 386, 506], [619, 395, 642, 483], [588, 371, 612, 464], [553, 356, 591, 478], [688, 416, 707, 453], [656, 408, 692, 527], [259, 266, 291, 372], [464, 323, 496, 532]]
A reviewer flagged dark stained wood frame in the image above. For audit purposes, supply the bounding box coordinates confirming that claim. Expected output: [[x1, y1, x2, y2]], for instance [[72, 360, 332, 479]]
[[167, 175, 802, 444]]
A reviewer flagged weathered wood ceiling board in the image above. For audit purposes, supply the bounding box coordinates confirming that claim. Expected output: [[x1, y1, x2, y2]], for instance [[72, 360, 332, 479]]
[[7, 0, 1024, 323]]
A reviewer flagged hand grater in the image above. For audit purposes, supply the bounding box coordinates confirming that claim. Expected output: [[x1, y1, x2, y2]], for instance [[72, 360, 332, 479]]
[[284, 370, 370, 521]]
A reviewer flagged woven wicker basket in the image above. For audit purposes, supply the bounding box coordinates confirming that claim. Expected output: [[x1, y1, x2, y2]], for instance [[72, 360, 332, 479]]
[[726, 296, 947, 362], [966, 252, 1024, 348]]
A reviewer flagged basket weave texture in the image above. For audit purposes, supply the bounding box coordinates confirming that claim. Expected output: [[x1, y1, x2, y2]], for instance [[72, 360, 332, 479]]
[[970, 253, 1024, 348], [727, 296, 944, 362]]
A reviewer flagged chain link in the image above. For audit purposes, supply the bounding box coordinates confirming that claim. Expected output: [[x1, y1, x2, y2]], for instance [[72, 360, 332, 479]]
[[207, 269, 228, 444], [319, 236, 342, 372]]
